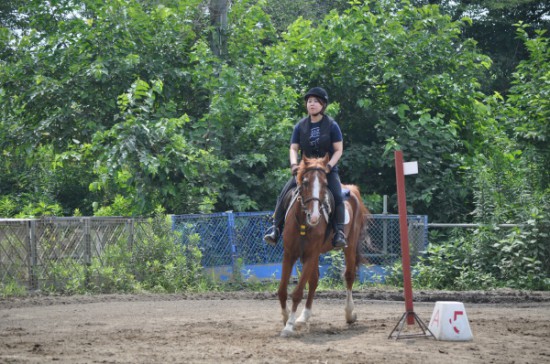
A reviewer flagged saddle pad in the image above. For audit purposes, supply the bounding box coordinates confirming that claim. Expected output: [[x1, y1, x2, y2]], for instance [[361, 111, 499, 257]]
[[342, 188, 350, 199]]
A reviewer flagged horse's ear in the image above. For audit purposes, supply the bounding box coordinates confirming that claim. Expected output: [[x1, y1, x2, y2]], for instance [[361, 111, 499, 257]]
[[323, 154, 330, 164]]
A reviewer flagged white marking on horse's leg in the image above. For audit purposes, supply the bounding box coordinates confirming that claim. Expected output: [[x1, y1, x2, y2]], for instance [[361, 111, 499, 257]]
[[295, 307, 312, 332], [296, 307, 312, 325], [281, 311, 297, 337], [345, 289, 357, 324]]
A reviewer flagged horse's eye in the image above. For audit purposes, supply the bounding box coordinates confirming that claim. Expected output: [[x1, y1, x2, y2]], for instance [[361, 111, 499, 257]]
[[302, 178, 309, 186]]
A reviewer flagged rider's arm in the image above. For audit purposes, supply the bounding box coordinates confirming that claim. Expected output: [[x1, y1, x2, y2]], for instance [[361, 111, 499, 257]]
[[289, 143, 300, 166], [328, 141, 343, 170]]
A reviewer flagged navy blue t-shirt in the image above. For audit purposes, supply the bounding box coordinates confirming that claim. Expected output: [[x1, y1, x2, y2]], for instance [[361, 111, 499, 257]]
[[290, 118, 343, 156]]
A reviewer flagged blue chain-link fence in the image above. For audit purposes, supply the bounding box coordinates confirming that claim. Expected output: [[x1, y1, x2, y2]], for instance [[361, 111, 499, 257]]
[[172, 212, 428, 282]]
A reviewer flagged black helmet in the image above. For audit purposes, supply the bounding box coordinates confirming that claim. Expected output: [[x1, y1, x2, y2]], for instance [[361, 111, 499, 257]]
[[304, 87, 329, 105]]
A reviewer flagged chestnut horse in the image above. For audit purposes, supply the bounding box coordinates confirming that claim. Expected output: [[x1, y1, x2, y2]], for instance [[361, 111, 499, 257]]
[[278, 155, 371, 337]]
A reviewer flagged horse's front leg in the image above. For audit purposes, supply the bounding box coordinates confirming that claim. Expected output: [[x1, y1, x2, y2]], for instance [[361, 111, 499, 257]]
[[281, 256, 316, 337], [280, 280, 303, 337], [278, 252, 296, 326], [296, 263, 319, 328], [344, 252, 358, 324], [345, 289, 357, 324]]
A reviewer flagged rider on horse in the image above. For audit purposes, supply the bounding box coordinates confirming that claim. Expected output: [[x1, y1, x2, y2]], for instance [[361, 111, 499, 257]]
[[264, 87, 347, 249]]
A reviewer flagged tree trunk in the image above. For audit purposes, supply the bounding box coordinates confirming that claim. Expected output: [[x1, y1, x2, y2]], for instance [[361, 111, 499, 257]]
[[209, 0, 230, 57]]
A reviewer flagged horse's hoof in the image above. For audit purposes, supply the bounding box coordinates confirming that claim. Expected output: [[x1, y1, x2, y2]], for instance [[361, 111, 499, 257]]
[[280, 328, 295, 338], [346, 313, 358, 324]]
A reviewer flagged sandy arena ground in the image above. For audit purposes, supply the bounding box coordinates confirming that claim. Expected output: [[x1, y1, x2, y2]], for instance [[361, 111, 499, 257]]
[[1, 289, 550, 363]]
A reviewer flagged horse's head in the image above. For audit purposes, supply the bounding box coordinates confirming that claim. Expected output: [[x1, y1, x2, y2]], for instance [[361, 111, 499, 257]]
[[296, 155, 331, 227]]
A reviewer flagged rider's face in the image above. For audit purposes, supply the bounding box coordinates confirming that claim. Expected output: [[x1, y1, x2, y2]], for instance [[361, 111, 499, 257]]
[[306, 97, 324, 116]]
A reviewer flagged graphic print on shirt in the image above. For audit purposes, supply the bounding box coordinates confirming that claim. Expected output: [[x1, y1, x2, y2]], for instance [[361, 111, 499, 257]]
[[309, 125, 321, 149]]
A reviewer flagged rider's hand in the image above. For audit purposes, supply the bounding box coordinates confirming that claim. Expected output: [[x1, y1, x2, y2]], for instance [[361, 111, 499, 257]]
[[291, 163, 299, 176]]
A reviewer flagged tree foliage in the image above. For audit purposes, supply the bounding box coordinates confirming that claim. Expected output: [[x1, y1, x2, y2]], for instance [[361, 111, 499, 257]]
[[0, 1, 547, 218], [1, 0, 549, 290], [401, 23, 550, 290], [263, 2, 492, 220], [412, 0, 550, 93], [1, 0, 223, 215]]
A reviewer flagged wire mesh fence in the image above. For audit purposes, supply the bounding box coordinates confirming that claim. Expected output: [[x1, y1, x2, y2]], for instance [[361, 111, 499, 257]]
[[0, 217, 151, 291], [172, 212, 428, 280], [1, 213, 428, 289]]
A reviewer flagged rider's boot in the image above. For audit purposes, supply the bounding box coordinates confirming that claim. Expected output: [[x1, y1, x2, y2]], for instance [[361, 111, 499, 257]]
[[264, 202, 285, 246], [263, 225, 281, 246], [332, 203, 347, 249]]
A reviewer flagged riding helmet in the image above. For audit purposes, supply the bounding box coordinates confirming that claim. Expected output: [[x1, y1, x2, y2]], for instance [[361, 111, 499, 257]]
[[304, 87, 329, 105]]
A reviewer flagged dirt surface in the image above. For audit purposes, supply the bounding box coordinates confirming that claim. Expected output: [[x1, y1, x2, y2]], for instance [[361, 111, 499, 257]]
[[1, 289, 550, 363]]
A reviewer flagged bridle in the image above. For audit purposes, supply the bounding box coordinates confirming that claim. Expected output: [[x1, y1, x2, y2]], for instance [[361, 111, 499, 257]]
[[297, 167, 330, 227]]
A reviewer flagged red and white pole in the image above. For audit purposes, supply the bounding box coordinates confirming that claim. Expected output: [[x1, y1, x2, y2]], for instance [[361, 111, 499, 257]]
[[394, 150, 415, 325]]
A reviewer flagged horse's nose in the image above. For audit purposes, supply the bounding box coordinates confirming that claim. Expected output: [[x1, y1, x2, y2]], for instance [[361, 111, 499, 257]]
[[308, 211, 320, 226]]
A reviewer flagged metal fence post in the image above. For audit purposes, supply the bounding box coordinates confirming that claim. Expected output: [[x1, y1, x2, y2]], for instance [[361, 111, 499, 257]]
[[83, 217, 91, 289], [421, 215, 429, 251], [127, 218, 134, 251], [83, 218, 91, 265], [383, 195, 388, 255], [226, 211, 238, 280], [28, 220, 37, 290]]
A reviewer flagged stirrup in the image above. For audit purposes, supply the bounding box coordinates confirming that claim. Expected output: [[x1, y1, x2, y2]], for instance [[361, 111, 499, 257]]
[[263, 226, 279, 246], [332, 231, 347, 249]]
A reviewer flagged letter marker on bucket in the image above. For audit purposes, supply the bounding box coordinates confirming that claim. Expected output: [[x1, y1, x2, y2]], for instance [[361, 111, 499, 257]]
[[428, 301, 473, 341]]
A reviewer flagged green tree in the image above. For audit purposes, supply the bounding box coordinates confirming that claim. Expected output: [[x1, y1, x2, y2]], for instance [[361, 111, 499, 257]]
[[91, 79, 228, 214], [264, 1, 491, 220], [2, 0, 547, 229], [411, 26, 550, 290], [0, 0, 222, 215], [263, 0, 350, 32], [189, 0, 300, 211], [413, 0, 550, 94], [505, 23, 549, 189]]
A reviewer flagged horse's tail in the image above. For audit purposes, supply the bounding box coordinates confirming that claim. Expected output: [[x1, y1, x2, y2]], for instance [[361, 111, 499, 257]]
[[347, 185, 374, 268], [357, 212, 375, 267]]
